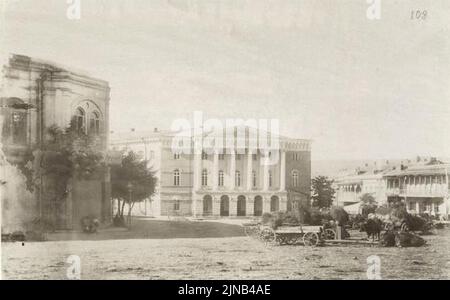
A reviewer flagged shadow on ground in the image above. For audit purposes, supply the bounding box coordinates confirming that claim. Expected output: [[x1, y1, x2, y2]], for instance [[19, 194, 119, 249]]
[[45, 218, 246, 241]]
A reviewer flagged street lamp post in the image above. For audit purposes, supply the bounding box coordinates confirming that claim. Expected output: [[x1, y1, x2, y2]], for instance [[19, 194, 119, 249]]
[[127, 182, 133, 226]]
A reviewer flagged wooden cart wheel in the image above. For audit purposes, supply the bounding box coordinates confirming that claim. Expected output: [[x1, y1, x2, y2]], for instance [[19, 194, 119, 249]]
[[303, 232, 319, 247], [401, 222, 409, 232], [324, 229, 336, 240], [260, 227, 277, 244]]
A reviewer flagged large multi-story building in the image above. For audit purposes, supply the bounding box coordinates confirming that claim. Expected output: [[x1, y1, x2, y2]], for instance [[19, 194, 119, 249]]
[[334, 159, 404, 209], [110, 127, 311, 217], [335, 173, 385, 207], [334, 157, 450, 218], [1, 54, 111, 231], [384, 163, 450, 217]]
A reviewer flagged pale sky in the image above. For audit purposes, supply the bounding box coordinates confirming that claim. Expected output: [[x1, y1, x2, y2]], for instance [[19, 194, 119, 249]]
[[1, 0, 449, 161]]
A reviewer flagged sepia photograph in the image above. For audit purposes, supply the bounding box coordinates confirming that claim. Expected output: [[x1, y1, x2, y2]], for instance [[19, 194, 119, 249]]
[[0, 0, 449, 285]]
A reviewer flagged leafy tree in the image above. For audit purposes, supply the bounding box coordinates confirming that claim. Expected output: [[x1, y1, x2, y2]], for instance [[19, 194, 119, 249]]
[[330, 206, 349, 226], [360, 193, 377, 217], [23, 120, 105, 230], [111, 151, 157, 226], [311, 176, 335, 208], [360, 193, 376, 204]]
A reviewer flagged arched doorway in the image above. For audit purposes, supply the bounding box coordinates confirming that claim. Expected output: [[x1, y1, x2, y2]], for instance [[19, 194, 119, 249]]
[[237, 195, 246, 216], [270, 196, 279, 212], [203, 195, 213, 216], [220, 195, 229, 216], [254, 196, 263, 216]]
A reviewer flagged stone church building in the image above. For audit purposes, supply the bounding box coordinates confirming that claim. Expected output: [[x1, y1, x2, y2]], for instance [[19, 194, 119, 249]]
[[0, 54, 111, 232]]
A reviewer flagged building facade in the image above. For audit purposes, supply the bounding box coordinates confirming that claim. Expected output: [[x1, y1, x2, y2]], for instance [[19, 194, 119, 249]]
[[334, 157, 450, 219], [110, 128, 311, 217], [384, 163, 450, 217], [335, 173, 385, 207], [1, 54, 111, 231]]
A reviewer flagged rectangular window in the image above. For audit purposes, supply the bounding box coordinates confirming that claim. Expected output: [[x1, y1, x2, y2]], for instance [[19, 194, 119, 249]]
[[235, 171, 241, 187], [202, 151, 208, 160], [174, 200, 180, 211], [218, 171, 224, 186], [202, 170, 208, 186], [173, 170, 180, 186]]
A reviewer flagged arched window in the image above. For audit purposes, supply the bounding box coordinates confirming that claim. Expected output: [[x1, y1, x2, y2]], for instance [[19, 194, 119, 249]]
[[89, 111, 100, 135], [252, 171, 257, 188], [218, 170, 224, 187], [292, 170, 299, 187], [173, 169, 180, 186], [75, 107, 85, 133], [202, 169, 208, 186], [235, 171, 241, 187]]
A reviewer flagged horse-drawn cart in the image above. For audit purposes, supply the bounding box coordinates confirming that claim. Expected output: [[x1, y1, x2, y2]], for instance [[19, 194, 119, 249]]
[[244, 222, 331, 246]]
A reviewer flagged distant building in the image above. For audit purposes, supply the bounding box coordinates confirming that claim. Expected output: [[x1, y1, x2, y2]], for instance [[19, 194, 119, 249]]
[[334, 157, 450, 219], [384, 163, 450, 217], [110, 127, 311, 217], [335, 172, 385, 207], [334, 159, 399, 208], [0, 54, 111, 231]]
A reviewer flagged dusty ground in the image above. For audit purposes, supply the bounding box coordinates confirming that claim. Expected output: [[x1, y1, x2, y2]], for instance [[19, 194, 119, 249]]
[[2, 219, 450, 280]]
